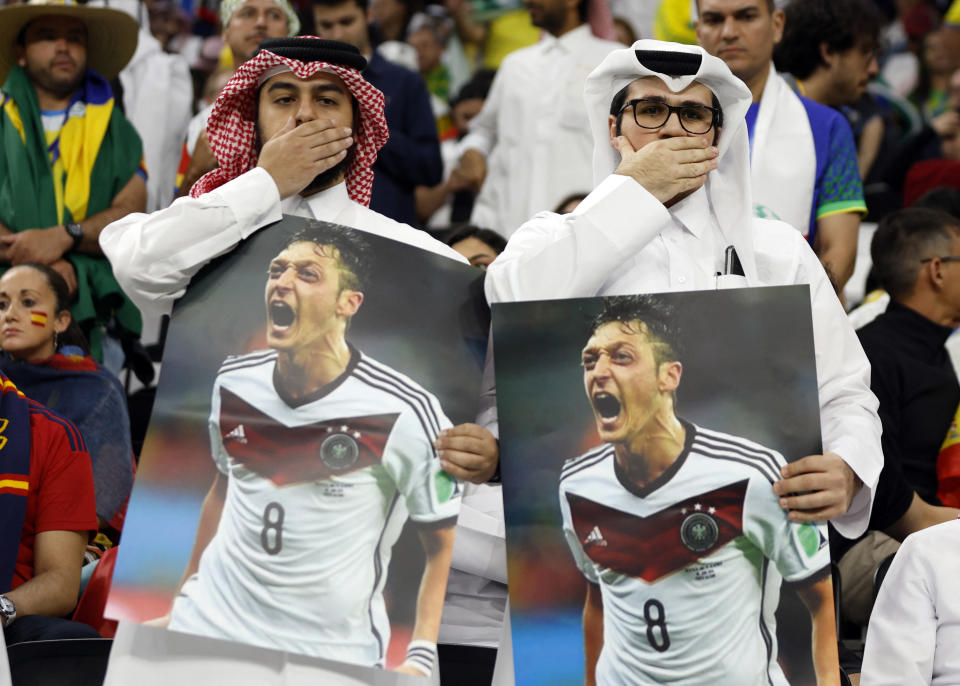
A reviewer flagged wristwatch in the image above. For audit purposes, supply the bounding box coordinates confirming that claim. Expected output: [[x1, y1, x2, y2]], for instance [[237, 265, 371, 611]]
[[63, 222, 83, 250], [0, 594, 16, 627]]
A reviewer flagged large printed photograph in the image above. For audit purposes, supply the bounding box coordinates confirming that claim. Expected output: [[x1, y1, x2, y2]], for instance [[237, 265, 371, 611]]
[[493, 286, 839, 686], [107, 216, 488, 676]]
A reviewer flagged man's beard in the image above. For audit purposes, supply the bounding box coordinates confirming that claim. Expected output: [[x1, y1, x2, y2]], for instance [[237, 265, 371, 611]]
[[301, 148, 354, 195], [25, 60, 84, 100]]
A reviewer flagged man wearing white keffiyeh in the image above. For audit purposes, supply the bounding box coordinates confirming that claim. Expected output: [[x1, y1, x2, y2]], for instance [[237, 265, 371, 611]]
[[486, 39, 883, 540]]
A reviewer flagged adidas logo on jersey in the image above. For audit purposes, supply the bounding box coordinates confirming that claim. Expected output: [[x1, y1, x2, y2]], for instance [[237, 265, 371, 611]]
[[224, 424, 248, 444], [584, 525, 607, 548]]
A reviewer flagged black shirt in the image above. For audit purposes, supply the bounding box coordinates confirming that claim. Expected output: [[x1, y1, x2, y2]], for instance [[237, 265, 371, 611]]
[[857, 299, 959, 511]]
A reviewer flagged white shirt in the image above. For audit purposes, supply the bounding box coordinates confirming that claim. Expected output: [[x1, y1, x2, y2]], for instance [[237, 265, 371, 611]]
[[99, 167, 465, 319], [860, 519, 960, 686], [560, 423, 830, 686], [461, 25, 620, 236], [170, 349, 458, 665], [486, 173, 882, 539]]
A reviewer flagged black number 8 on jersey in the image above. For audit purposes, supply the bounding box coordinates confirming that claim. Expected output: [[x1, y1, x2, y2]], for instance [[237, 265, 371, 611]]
[[261, 502, 285, 555]]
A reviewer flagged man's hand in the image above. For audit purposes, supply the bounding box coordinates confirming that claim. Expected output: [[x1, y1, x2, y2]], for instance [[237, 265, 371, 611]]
[[49, 258, 78, 294], [773, 452, 862, 522], [455, 149, 487, 192], [434, 423, 498, 483], [392, 665, 427, 676], [612, 136, 718, 205], [1, 227, 72, 265], [257, 117, 353, 198]]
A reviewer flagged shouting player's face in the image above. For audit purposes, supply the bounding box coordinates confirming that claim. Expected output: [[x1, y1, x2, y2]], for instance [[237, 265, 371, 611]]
[[581, 321, 682, 446], [265, 241, 363, 352]]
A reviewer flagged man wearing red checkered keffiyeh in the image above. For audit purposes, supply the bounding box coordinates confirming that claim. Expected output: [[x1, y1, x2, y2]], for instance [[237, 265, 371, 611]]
[[192, 37, 387, 205], [99, 34, 503, 681]]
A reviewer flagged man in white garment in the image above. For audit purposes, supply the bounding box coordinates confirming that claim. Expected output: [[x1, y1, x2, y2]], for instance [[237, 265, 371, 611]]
[[456, 0, 621, 237], [859, 518, 960, 686], [485, 39, 883, 541], [694, 0, 866, 294], [100, 37, 499, 683]]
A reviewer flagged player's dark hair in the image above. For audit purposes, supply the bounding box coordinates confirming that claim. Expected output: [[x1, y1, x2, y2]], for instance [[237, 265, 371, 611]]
[[591, 295, 682, 366], [773, 0, 882, 80], [871, 208, 960, 299], [609, 84, 722, 145], [285, 221, 372, 292], [444, 224, 507, 254], [13, 263, 89, 355]]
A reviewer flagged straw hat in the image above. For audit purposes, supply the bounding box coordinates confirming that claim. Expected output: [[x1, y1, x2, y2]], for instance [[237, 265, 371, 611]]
[[0, 0, 139, 85]]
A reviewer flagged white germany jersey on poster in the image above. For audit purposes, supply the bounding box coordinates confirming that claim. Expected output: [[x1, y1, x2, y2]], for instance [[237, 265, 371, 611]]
[[558, 420, 830, 686], [169, 347, 460, 665]]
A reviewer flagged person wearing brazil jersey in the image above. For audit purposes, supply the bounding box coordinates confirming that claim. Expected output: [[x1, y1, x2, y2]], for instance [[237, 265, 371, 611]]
[[559, 295, 838, 686], [166, 221, 459, 677]]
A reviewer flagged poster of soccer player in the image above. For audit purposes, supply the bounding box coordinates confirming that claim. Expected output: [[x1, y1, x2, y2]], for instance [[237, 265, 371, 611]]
[[107, 216, 488, 678], [493, 286, 838, 686]]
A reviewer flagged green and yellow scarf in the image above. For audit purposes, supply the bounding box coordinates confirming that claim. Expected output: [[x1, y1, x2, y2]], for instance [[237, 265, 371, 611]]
[[0, 66, 143, 360]]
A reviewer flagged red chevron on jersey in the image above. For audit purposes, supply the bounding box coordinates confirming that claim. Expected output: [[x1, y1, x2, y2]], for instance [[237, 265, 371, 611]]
[[219, 387, 400, 485], [565, 479, 748, 582]]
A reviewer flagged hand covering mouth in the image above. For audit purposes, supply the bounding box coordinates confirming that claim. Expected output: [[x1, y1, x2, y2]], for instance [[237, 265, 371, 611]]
[[269, 301, 295, 327], [593, 392, 621, 419]]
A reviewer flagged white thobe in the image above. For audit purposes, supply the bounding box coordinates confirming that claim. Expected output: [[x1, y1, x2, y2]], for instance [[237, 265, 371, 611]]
[[860, 519, 960, 686], [461, 25, 620, 236]]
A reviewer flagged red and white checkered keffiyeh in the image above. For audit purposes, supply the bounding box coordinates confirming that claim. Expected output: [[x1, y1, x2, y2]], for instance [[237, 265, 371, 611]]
[[191, 41, 389, 206]]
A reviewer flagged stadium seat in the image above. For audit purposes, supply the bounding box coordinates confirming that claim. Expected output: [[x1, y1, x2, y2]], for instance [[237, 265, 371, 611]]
[[7, 638, 112, 686]]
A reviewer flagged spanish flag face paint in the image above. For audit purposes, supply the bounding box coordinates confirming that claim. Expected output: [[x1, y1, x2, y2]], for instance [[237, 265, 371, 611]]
[[30, 311, 47, 327]]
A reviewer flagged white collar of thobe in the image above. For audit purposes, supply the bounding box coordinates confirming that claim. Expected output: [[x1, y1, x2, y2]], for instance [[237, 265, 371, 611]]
[[543, 23, 591, 52], [670, 186, 709, 239], [282, 180, 352, 217]]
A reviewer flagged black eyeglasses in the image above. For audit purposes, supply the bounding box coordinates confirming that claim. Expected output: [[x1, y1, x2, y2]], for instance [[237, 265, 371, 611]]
[[619, 98, 721, 135], [920, 256, 960, 263]]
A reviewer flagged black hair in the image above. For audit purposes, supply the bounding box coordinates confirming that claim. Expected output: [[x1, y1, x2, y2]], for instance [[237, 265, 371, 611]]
[[553, 192, 588, 214], [15, 263, 89, 355], [871, 207, 960, 298], [283, 220, 372, 292], [444, 224, 507, 254], [774, 0, 883, 80], [591, 295, 682, 366], [450, 69, 495, 108], [311, 0, 369, 8], [577, 0, 588, 23], [694, 0, 775, 14], [913, 188, 960, 220]]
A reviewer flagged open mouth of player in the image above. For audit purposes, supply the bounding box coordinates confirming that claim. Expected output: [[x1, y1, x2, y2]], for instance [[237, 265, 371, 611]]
[[592, 392, 621, 421], [269, 301, 296, 329]]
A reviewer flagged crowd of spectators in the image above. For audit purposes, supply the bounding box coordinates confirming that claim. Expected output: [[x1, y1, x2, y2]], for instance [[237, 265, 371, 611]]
[[1, 0, 960, 684]]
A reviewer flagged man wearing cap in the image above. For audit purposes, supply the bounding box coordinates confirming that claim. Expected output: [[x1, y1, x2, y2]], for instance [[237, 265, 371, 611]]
[[456, 0, 621, 237], [100, 36, 499, 678], [487, 39, 881, 546], [695, 0, 868, 296], [177, 0, 300, 198], [0, 0, 146, 361]]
